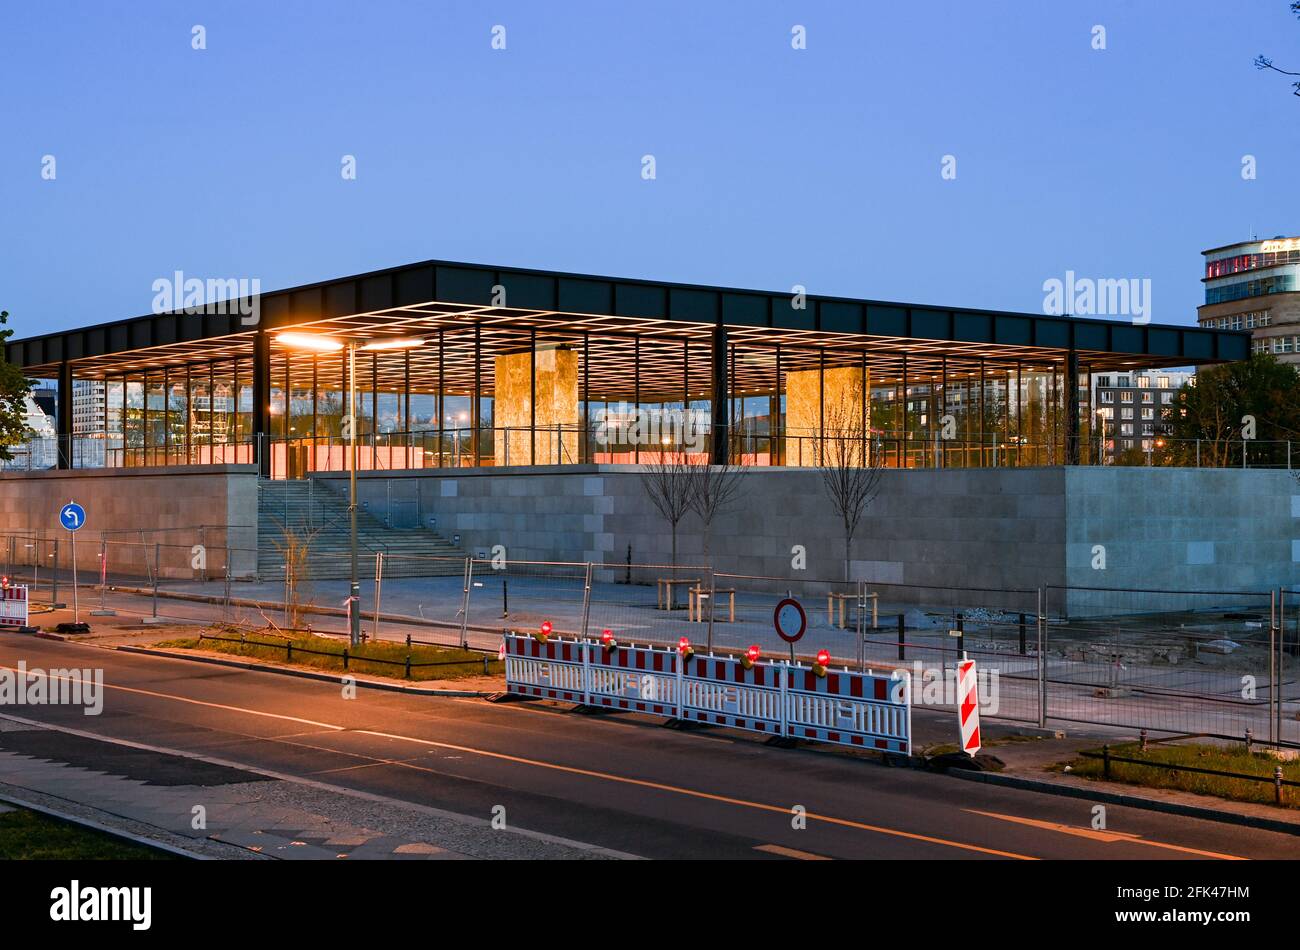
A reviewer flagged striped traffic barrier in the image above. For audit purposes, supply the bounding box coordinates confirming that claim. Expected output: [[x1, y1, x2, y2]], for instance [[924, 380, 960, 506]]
[[586, 639, 679, 717], [784, 659, 911, 754], [502, 632, 912, 756], [502, 633, 587, 704], [957, 657, 981, 756], [0, 584, 29, 628]]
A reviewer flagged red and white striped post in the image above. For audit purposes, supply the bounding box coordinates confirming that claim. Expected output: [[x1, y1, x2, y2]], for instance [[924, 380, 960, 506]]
[[956, 657, 981, 757]]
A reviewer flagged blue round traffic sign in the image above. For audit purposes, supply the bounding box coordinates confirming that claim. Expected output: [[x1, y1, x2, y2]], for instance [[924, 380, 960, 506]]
[[59, 502, 86, 532]]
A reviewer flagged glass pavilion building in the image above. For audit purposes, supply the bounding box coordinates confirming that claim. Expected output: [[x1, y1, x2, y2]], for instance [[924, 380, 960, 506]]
[[5, 260, 1249, 478]]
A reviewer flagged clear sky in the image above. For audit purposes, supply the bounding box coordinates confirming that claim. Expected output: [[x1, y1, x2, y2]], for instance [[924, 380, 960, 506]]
[[2, 0, 1297, 340]]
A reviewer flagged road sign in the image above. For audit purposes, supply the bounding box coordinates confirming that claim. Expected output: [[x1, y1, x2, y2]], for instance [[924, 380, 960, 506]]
[[957, 658, 981, 756], [59, 502, 86, 532], [773, 597, 807, 644]]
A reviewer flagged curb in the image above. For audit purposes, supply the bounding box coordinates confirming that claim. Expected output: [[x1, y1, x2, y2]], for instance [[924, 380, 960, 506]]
[[949, 767, 1300, 837], [0, 789, 208, 859], [115, 645, 492, 697]]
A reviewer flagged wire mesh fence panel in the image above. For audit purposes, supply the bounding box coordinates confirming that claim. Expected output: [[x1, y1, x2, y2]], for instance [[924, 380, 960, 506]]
[[707, 573, 864, 663], [1042, 586, 1294, 743], [586, 562, 715, 650], [466, 559, 590, 650], [365, 553, 475, 647], [854, 582, 1043, 725]]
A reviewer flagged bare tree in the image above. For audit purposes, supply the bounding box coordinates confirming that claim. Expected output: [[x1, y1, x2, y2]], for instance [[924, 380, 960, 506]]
[[814, 402, 885, 583], [271, 520, 322, 630], [687, 452, 745, 563], [638, 449, 695, 582], [1255, 2, 1300, 96]]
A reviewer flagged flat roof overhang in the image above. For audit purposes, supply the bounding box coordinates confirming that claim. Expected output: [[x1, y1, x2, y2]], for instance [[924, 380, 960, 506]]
[[6, 259, 1249, 397]]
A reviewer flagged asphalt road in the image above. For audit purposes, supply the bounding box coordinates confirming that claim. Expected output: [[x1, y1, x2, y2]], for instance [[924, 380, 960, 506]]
[[0, 635, 1295, 860]]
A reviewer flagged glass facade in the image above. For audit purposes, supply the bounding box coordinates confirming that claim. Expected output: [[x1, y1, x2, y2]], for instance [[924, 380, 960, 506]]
[[43, 336, 1098, 476]]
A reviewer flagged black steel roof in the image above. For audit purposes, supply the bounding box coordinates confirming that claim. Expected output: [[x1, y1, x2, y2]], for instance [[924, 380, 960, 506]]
[[5, 257, 1249, 374]]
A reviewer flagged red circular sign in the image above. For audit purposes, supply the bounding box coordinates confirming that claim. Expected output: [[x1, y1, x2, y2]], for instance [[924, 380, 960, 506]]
[[773, 598, 807, 643]]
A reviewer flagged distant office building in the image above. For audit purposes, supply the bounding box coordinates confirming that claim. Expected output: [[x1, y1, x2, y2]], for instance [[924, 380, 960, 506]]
[[1091, 369, 1195, 461], [1197, 236, 1300, 365], [72, 378, 106, 434]]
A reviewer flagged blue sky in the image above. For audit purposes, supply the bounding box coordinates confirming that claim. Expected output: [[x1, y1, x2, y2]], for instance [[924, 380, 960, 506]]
[[2, 0, 1297, 339]]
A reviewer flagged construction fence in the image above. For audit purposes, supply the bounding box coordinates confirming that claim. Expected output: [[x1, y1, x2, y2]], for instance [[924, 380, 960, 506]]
[[1, 538, 1295, 748]]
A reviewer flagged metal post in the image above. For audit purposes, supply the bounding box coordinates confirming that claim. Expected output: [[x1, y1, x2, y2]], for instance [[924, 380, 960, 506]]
[[1271, 588, 1278, 749], [706, 569, 717, 653], [70, 529, 79, 624], [373, 551, 383, 641], [856, 579, 866, 672], [1278, 588, 1285, 750], [458, 556, 473, 649], [897, 612, 905, 661], [956, 614, 964, 657], [1018, 612, 1026, 655], [152, 542, 159, 619], [348, 342, 361, 647], [1274, 587, 1284, 748], [579, 561, 593, 639], [99, 538, 108, 612], [1036, 586, 1046, 728], [51, 538, 59, 607]]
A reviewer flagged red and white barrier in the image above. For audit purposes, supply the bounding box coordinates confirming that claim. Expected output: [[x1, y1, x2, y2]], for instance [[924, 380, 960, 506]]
[[0, 585, 29, 628], [956, 658, 981, 756], [503, 632, 911, 755]]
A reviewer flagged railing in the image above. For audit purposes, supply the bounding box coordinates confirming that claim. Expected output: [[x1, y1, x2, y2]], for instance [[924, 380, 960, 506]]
[[1083, 742, 1299, 805], [4, 429, 1298, 475]]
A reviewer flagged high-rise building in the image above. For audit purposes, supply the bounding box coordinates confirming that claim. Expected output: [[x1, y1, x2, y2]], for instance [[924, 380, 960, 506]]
[[72, 378, 106, 434], [1196, 236, 1300, 364]]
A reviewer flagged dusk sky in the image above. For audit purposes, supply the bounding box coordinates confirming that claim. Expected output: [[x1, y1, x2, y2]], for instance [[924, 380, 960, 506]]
[[3, 0, 1297, 342]]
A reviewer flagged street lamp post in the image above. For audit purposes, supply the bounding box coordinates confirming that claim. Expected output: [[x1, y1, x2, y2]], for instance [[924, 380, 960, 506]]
[[347, 340, 360, 646], [275, 333, 424, 648]]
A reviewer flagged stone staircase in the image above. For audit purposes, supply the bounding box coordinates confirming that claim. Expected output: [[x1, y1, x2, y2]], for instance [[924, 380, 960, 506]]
[[257, 479, 466, 580]]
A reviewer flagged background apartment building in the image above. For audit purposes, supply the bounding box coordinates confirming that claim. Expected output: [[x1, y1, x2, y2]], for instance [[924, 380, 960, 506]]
[[1091, 369, 1195, 461]]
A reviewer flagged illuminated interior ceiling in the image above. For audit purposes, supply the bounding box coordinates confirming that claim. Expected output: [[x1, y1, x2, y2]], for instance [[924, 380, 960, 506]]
[[9, 259, 1244, 404]]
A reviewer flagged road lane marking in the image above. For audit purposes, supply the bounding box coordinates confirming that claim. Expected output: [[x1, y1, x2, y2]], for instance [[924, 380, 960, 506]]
[[0, 662, 1034, 859], [965, 809, 1246, 860], [754, 843, 831, 860], [0, 711, 639, 859], [0, 664, 344, 732], [356, 728, 1038, 859]]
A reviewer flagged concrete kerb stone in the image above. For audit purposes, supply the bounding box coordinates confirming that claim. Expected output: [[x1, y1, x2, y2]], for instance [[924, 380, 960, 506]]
[[114, 646, 493, 697], [0, 787, 210, 859]]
